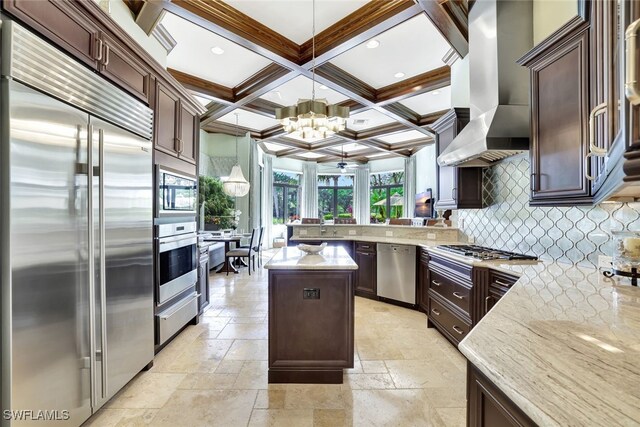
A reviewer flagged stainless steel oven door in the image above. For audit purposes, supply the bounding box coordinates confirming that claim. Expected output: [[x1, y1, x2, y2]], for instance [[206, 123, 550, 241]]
[[158, 167, 197, 215], [158, 233, 198, 304]]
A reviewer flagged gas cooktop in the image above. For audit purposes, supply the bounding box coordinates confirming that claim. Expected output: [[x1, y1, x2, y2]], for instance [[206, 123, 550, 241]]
[[436, 245, 538, 261]]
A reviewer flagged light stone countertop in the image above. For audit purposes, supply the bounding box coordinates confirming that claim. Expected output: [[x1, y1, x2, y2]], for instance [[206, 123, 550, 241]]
[[454, 257, 640, 426], [264, 246, 358, 270], [291, 236, 462, 247]]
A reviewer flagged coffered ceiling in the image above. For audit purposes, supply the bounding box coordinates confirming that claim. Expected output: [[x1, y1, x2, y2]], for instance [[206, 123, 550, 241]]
[[125, 0, 470, 164]]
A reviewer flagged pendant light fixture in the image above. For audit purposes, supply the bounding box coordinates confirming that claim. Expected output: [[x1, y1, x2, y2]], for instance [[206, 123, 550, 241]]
[[275, 0, 349, 141], [223, 113, 251, 197]]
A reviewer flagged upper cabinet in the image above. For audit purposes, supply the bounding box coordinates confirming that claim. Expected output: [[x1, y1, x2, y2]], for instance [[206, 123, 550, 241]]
[[521, 0, 640, 206], [433, 108, 484, 210]]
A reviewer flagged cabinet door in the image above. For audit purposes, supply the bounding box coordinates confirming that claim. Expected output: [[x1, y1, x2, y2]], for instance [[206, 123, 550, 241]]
[[154, 82, 180, 155], [354, 251, 376, 296], [3, 0, 100, 68], [468, 363, 535, 427], [436, 125, 458, 208], [418, 260, 430, 312], [628, 1, 640, 149], [530, 28, 591, 204], [99, 33, 151, 103], [178, 101, 198, 164]]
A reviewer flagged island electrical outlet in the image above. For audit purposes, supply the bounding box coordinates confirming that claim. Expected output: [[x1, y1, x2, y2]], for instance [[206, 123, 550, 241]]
[[303, 288, 320, 299]]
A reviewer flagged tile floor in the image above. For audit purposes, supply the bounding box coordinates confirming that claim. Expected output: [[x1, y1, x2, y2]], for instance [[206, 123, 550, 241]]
[[85, 253, 467, 427]]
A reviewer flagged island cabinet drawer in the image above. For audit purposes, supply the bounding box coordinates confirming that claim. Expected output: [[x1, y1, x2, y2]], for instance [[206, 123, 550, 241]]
[[428, 297, 470, 343], [355, 242, 375, 253], [429, 270, 471, 315]]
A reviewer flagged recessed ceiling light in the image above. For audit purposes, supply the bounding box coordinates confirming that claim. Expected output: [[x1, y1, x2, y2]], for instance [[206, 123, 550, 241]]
[[365, 39, 380, 49], [319, 84, 328, 90], [269, 91, 282, 99], [394, 72, 405, 79], [210, 46, 225, 55], [432, 90, 441, 96]]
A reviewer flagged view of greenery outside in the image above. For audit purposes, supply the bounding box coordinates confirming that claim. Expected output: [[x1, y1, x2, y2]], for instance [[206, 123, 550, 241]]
[[199, 175, 236, 229], [273, 171, 300, 224], [370, 171, 405, 223], [318, 174, 354, 220]]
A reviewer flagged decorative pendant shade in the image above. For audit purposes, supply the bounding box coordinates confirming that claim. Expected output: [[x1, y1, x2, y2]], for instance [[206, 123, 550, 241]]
[[276, 98, 349, 140], [222, 113, 250, 197], [276, 0, 349, 141], [223, 164, 250, 197]]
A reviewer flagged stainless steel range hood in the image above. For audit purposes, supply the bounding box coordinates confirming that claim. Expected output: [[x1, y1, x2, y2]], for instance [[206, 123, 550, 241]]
[[437, 0, 533, 167]]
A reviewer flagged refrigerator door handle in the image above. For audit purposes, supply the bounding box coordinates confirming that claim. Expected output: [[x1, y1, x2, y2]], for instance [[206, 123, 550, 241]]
[[87, 123, 97, 409], [98, 127, 108, 399]]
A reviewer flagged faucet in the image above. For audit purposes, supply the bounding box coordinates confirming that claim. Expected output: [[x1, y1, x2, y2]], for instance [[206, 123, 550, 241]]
[[333, 228, 338, 236], [321, 227, 327, 235]]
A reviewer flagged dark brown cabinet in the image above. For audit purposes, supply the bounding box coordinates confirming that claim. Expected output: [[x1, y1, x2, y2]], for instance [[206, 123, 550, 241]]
[[480, 270, 518, 318], [354, 242, 376, 299], [417, 249, 430, 313], [432, 108, 484, 210], [179, 101, 199, 164], [99, 32, 151, 103], [153, 82, 198, 165], [468, 362, 535, 427]]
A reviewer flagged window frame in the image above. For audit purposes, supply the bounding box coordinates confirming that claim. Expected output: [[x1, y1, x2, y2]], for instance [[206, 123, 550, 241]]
[[273, 170, 301, 224], [317, 174, 354, 219], [369, 171, 405, 223]]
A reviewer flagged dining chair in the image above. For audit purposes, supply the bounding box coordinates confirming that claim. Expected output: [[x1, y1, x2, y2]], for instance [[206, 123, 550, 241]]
[[240, 226, 264, 270], [225, 228, 257, 276]]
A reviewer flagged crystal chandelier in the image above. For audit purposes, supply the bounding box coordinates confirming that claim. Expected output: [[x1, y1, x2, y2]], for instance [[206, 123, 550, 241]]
[[223, 114, 250, 197], [275, 0, 349, 140]]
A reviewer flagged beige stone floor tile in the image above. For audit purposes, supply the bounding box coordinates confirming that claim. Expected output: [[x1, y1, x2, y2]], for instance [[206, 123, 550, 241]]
[[218, 322, 269, 339], [434, 407, 466, 427], [356, 338, 405, 360], [83, 408, 158, 427], [345, 389, 439, 427], [423, 386, 467, 408], [177, 372, 238, 389], [225, 339, 269, 360], [254, 389, 287, 409], [234, 360, 269, 389], [230, 316, 268, 324], [200, 316, 231, 330], [105, 373, 186, 409], [345, 360, 364, 374], [385, 359, 465, 389], [248, 409, 314, 427], [219, 307, 268, 318], [313, 409, 348, 427], [342, 373, 396, 390], [151, 389, 257, 427], [361, 361, 388, 374], [216, 359, 246, 374], [283, 384, 346, 410]]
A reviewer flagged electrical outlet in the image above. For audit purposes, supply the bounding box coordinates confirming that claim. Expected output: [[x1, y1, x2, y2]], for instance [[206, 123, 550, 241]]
[[300, 229, 307, 236], [427, 233, 436, 240], [598, 255, 612, 270], [459, 218, 465, 228], [468, 236, 475, 244], [385, 231, 393, 237], [303, 288, 320, 299], [348, 229, 356, 235]]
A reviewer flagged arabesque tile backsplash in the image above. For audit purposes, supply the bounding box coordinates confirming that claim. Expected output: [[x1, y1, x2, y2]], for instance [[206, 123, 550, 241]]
[[456, 156, 640, 268]]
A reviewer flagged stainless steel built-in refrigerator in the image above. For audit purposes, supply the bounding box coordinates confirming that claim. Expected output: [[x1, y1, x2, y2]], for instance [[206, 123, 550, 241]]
[[1, 21, 154, 426]]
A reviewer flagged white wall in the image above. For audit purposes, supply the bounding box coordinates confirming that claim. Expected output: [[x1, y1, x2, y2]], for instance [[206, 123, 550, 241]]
[[450, 55, 470, 108], [533, 0, 578, 45], [273, 157, 304, 173], [414, 145, 438, 198], [96, 0, 167, 67], [369, 157, 404, 173]]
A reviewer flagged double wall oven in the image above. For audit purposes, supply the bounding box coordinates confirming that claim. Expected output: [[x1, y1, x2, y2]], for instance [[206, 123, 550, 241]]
[[155, 166, 199, 347]]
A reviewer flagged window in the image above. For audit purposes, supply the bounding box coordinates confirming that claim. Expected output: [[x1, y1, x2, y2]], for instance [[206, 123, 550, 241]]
[[273, 171, 300, 224], [318, 174, 353, 220], [370, 171, 404, 223]]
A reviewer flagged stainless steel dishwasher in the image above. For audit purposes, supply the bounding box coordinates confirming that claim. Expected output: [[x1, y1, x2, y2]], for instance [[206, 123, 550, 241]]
[[376, 243, 416, 304]]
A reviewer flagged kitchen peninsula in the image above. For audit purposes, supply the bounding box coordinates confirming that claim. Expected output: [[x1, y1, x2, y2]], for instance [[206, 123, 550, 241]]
[[264, 246, 357, 384]]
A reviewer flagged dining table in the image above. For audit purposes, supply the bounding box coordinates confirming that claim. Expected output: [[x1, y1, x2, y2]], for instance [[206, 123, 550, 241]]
[[202, 233, 253, 274]]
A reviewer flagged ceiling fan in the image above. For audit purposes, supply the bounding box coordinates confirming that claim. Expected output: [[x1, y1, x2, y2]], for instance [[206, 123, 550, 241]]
[[336, 145, 359, 173]]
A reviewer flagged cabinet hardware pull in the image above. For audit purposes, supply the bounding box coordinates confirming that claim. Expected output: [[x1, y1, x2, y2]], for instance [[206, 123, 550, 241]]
[[485, 296, 491, 312], [431, 308, 440, 316], [95, 38, 103, 61], [452, 325, 464, 335], [179, 139, 184, 154], [588, 102, 608, 156], [103, 44, 110, 66], [451, 187, 457, 200], [626, 18, 640, 105], [174, 138, 180, 153], [452, 292, 463, 300], [431, 280, 441, 287], [493, 279, 512, 287], [530, 173, 536, 192], [585, 152, 597, 181]]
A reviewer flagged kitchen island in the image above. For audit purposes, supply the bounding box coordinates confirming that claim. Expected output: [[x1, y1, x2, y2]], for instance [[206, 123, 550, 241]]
[[264, 246, 357, 384]]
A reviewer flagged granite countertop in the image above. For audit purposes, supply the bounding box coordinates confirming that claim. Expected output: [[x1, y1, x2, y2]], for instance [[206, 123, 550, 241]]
[[455, 258, 640, 426], [291, 236, 461, 246], [264, 246, 358, 270]]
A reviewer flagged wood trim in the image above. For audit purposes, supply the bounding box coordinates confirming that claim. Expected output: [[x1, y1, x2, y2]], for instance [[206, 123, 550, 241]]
[[418, 109, 449, 127], [376, 66, 451, 105], [355, 122, 409, 140], [429, 107, 470, 132], [172, 0, 300, 63], [260, 125, 286, 139], [380, 103, 420, 123], [299, 0, 420, 65], [416, 0, 469, 57], [234, 63, 291, 100], [315, 63, 377, 102], [168, 68, 234, 102], [201, 121, 261, 139]]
